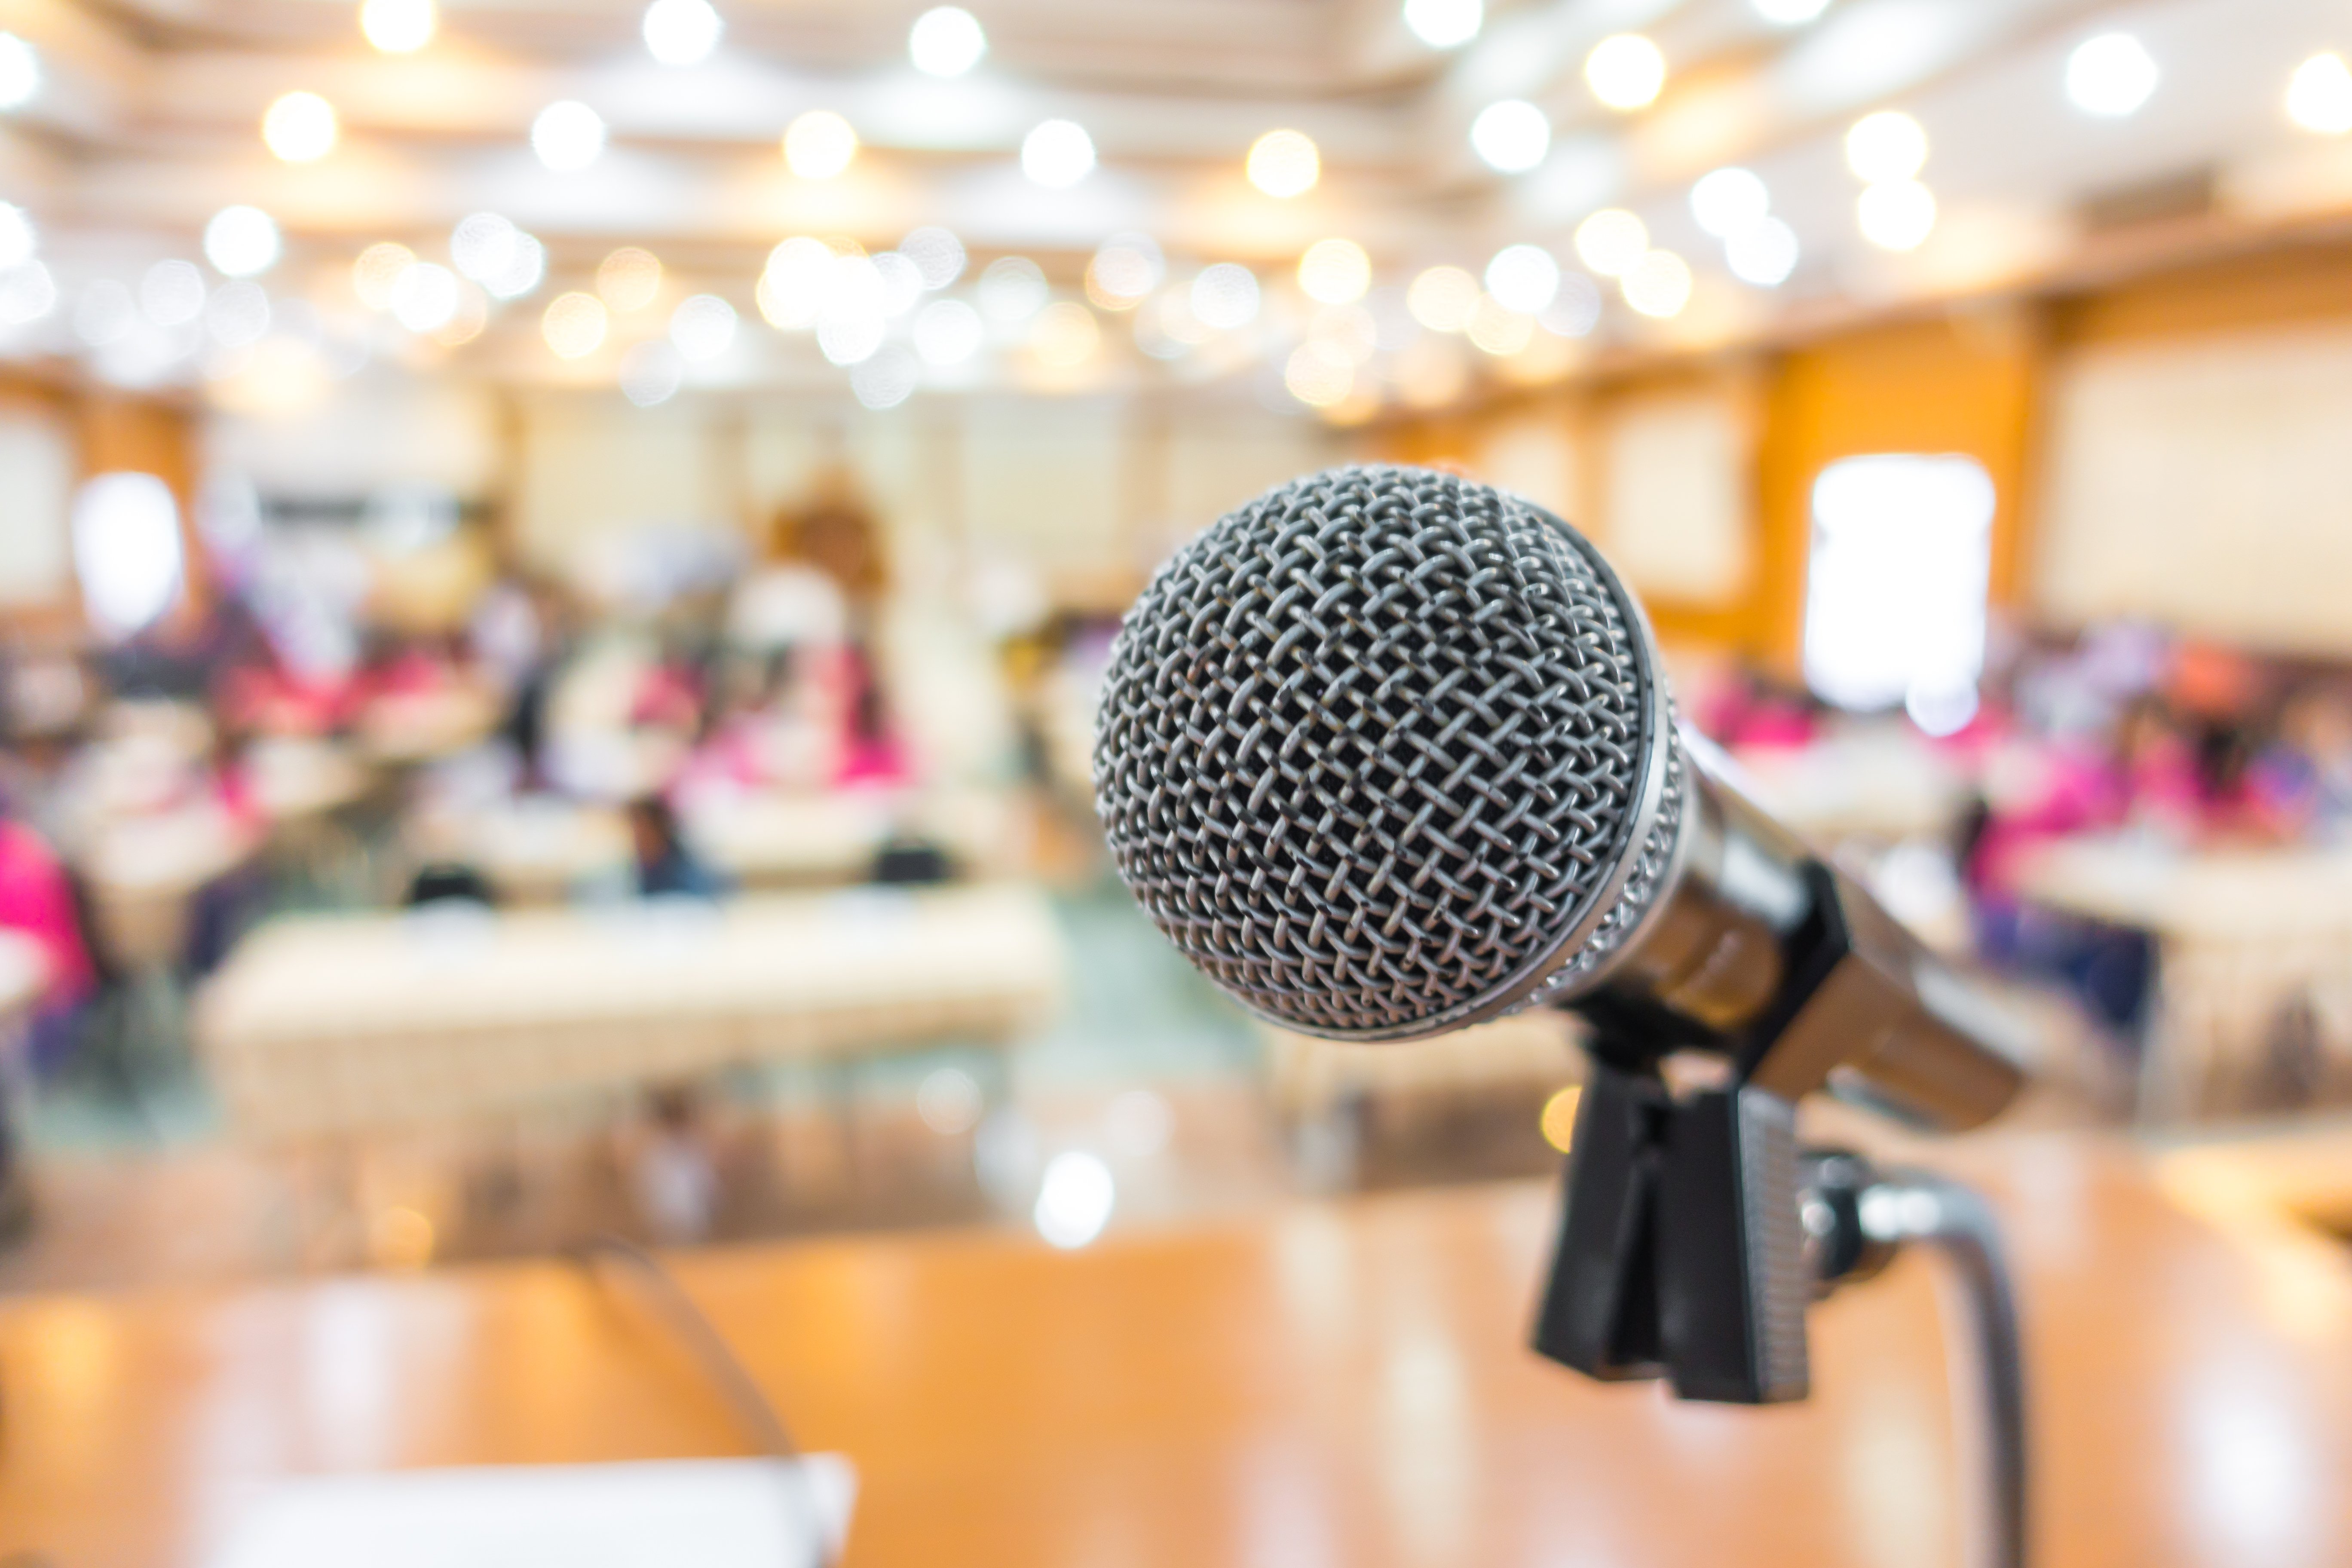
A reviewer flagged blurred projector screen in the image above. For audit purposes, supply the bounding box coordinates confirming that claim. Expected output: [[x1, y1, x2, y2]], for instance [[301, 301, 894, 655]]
[[0, 409, 74, 606], [2037, 328, 2352, 655]]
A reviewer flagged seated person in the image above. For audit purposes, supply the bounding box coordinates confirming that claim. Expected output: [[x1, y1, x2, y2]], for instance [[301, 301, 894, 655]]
[[626, 796, 724, 900]]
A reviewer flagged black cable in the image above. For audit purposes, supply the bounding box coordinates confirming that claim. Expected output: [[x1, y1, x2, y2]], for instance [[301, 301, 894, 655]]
[[1889, 1173, 2030, 1568], [572, 1234, 834, 1568]]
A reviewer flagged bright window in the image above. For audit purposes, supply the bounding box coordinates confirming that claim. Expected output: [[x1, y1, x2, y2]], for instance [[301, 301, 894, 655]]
[[71, 471, 185, 638], [1802, 454, 1993, 735]]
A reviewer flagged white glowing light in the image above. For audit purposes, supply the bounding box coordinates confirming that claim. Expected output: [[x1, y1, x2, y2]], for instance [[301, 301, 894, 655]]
[[1804, 453, 1993, 716], [1468, 295, 1534, 355], [74, 281, 135, 347], [817, 257, 887, 364], [1752, 0, 1828, 23], [1298, 238, 1371, 305], [1286, 342, 1352, 407], [263, 91, 337, 162], [853, 345, 920, 408], [2288, 53, 2352, 135], [1406, 264, 1479, 331], [361, 0, 436, 53], [916, 1067, 983, 1134], [1022, 119, 1095, 187], [1483, 244, 1559, 314], [533, 101, 606, 172], [669, 293, 736, 360], [0, 262, 56, 325], [1191, 263, 1260, 330], [596, 248, 662, 312], [1620, 249, 1691, 318], [140, 260, 205, 327], [0, 34, 42, 110], [73, 473, 184, 639], [1586, 34, 1666, 111], [0, 202, 32, 267], [1846, 110, 1927, 183], [1542, 272, 1602, 338], [2067, 33, 2157, 118], [1248, 129, 1319, 198], [643, 0, 722, 65], [757, 237, 837, 329], [874, 251, 925, 315], [909, 7, 986, 77], [205, 206, 281, 278], [204, 282, 270, 346], [784, 110, 857, 178], [619, 340, 683, 407], [1403, 0, 1481, 50], [900, 226, 965, 289], [391, 262, 459, 332], [485, 233, 546, 300], [1726, 216, 1800, 286], [1471, 99, 1550, 173], [1858, 179, 1936, 251], [449, 212, 518, 282], [1573, 208, 1647, 276], [913, 297, 983, 366], [1086, 233, 1162, 309], [353, 243, 412, 310], [1690, 166, 1770, 238], [542, 291, 608, 358], [977, 256, 1048, 321], [1033, 1150, 1115, 1248]]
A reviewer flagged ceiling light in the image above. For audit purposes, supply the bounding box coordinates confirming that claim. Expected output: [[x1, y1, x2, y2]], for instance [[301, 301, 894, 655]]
[[758, 236, 836, 329], [1726, 216, 1799, 286], [1690, 167, 1770, 238], [2067, 34, 2157, 118], [643, 0, 722, 65], [205, 206, 281, 277], [1586, 35, 1666, 111], [620, 340, 683, 407], [1751, 0, 1829, 23], [1406, 265, 1479, 331], [913, 297, 983, 365], [875, 251, 925, 315], [1573, 208, 1647, 276], [449, 212, 518, 282], [784, 110, 857, 178], [900, 226, 966, 288], [598, 248, 664, 311], [353, 243, 412, 310], [0, 261, 56, 326], [1483, 244, 1559, 314], [1286, 342, 1352, 407], [263, 92, 338, 162], [1298, 238, 1371, 305], [1857, 179, 1936, 250], [669, 294, 736, 361], [391, 263, 459, 332], [0, 34, 42, 110], [817, 255, 888, 364], [0, 202, 31, 267], [1247, 129, 1319, 198], [533, 101, 606, 172], [1191, 263, 1261, 330], [361, 0, 436, 53], [1470, 100, 1550, 173], [1030, 301, 1100, 367], [1022, 119, 1094, 187], [1845, 110, 1926, 182], [978, 256, 1049, 321], [2288, 52, 2352, 135], [485, 233, 545, 300], [1620, 250, 1691, 318], [909, 7, 986, 77], [542, 291, 607, 358], [139, 260, 205, 328], [1403, 0, 1481, 50]]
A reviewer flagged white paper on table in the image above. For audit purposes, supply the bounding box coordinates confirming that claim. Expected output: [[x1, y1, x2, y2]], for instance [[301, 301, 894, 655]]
[[208, 1455, 856, 1568]]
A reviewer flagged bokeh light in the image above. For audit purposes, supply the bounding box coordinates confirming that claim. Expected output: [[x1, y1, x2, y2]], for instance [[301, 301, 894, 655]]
[[533, 101, 606, 172], [1190, 263, 1260, 330], [619, 340, 683, 406], [204, 281, 271, 346], [979, 257, 1049, 322], [139, 260, 205, 328], [643, 0, 723, 65], [0, 202, 33, 267], [1033, 1151, 1115, 1248], [0, 34, 42, 110], [1690, 167, 1770, 238], [1467, 295, 1533, 356], [1023, 119, 1096, 187], [1406, 264, 1479, 331], [1752, 0, 1828, 21], [1298, 238, 1371, 305], [597, 248, 664, 312], [1857, 179, 1937, 250], [361, 0, 436, 53], [913, 298, 984, 365], [1573, 208, 1646, 276], [1620, 249, 1692, 318], [2067, 33, 2158, 118], [1542, 272, 1602, 337], [1484, 244, 1559, 314], [1470, 100, 1550, 172], [1403, 0, 1481, 50], [900, 227, 966, 289], [205, 206, 281, 278], [1585, 34, 1666, 111], [785, 110, 858, 178], [263, 92, 338, 162], [2288, 53, 2352, 135], [909, 7, 987, 77], [485, 234, 546, 300], [1285, 341, 1352, 407], [542, 291, 609, 358], [1247, 130, 1320, 198], [391, 262, 459, 332], [852, 346, 921, 409], [1727, 216, 1801, 286], [669, 294, 736, 360], [1846, 110, 1928, 182], [449, 212, 519, 283], [1086, 233, 1163, 309], [1030, 300, 1101, 366]]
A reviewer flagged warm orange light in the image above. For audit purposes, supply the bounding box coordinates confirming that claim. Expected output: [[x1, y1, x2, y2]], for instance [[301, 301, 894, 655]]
[[1540, 1085, 1582, 1153]]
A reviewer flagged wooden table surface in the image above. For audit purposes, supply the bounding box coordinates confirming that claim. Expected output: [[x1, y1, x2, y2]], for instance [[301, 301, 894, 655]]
[[3, 1133, 2350, 1568]]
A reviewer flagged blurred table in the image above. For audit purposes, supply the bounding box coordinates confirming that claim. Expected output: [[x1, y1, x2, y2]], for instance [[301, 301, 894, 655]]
[[244, 737, 371, 827], [357, 684, 502, 766], [2018, 834, 2352, 1116], [1729, 727, 1969, 846], [73, 804, 257, 973], [4, 1136, 2351, 1566], [193, 884, 1066, 1140]]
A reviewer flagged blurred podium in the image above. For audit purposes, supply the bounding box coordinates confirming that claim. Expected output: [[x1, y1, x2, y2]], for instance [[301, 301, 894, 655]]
[[4, 1137, 2352, 1566]]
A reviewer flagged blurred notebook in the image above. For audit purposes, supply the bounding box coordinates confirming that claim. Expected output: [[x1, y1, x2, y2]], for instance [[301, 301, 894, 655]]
[[211, 1456, 855, 1568]]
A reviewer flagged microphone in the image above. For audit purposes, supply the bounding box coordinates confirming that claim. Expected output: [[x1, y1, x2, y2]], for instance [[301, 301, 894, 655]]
[[1092, 462, 2023, 1132]]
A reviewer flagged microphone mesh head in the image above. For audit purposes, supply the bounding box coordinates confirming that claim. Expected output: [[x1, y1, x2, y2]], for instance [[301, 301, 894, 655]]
[[1093, 464, 1662, 1039]]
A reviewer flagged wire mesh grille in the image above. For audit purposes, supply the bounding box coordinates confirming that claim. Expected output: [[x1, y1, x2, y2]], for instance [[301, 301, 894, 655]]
[[1093, 464, 1652, 1036]]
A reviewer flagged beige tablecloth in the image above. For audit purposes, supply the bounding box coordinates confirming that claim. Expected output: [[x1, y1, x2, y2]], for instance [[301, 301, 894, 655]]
[[194, 884, 1066, 1140]]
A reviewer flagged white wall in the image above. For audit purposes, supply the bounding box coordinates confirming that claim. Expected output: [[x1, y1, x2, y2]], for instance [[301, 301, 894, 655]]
[[1598, 390, 1750, 606], [2037, 326, 2352, 654], [0, 407, 75, 606]]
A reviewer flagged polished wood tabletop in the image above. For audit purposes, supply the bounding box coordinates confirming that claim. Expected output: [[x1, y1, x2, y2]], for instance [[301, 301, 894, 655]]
[[3, 1132, 2351, 1568]]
